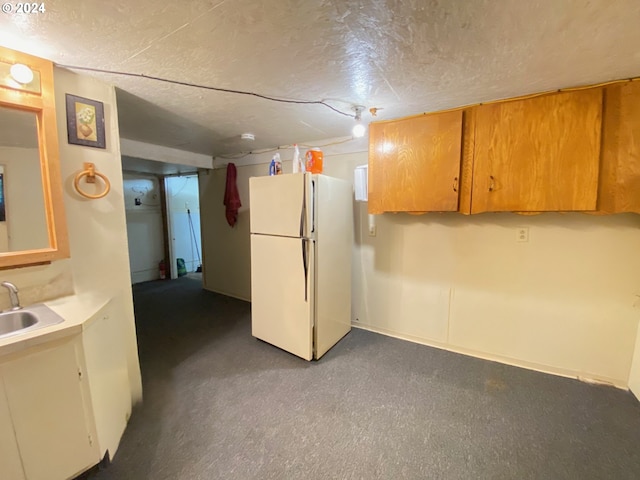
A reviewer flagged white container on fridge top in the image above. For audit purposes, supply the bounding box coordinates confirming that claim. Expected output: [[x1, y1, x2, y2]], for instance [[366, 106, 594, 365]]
[[249, 173, 352, 360]]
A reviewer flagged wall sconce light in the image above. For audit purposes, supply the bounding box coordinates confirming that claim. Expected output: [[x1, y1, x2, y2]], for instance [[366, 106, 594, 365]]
[[10, 63, 34, 85], [1, 60, 40, 93], [352, 105, 366, 138]]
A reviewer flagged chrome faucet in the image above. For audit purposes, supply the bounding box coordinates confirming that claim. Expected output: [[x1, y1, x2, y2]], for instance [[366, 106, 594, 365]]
[[1, 282, 21, 311]]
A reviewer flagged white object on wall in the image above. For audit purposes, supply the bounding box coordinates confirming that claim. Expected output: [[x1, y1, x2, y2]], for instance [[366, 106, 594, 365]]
[[368, 214, 377, 237], [354, 164, 368, 202]]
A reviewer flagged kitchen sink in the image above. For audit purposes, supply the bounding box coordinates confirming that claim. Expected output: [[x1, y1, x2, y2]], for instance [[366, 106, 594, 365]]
[[0, 305, 64, 340]]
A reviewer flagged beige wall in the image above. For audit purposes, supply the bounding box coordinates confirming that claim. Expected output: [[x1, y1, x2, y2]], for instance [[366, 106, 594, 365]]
[[53, 67, 142, 403], [0, 67, 141, 407], [200, 149, 640, 390], [199, 166, 254, 300]]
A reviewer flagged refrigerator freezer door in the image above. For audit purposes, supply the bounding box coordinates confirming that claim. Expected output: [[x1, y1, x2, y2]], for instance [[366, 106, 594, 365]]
[[250, 233, 313, 360], [249, 174, 312, 238], [314, 175, 353, 359]]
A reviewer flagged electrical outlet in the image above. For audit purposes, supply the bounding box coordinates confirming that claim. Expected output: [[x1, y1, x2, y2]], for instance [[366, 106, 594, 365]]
[[368, 224, 377, 237], [134, 198, 141, 206], [516, 227, 529, 243]]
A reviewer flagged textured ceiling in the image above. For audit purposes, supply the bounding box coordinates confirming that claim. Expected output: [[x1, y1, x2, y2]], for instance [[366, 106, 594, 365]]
[[1, 0, 640, 158]]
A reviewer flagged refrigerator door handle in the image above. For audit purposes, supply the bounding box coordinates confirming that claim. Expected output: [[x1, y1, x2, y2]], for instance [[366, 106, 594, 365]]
[[299, 183, 305, 237], [311, 179, 315, 233], [302, 239, 308, 302]]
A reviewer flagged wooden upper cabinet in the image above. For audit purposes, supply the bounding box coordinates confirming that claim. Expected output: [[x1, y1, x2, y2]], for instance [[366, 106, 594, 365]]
[[597, 82, 640, 213], [471, 89, 603, 213], [368, 110, 463, 214]]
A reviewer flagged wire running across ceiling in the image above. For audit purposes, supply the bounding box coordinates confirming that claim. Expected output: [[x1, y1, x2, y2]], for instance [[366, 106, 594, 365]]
[[55, 63, 358, 118]]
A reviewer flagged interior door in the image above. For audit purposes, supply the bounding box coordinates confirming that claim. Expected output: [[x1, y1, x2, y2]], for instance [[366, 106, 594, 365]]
[[250, 233, 313, 360]]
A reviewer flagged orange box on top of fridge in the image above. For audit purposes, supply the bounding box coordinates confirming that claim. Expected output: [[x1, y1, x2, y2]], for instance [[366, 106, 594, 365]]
[[305, 148, 323, 174]]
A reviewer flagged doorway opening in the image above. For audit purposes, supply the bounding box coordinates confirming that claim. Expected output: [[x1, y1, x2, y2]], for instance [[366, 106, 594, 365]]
[[165, 175, 202, 279], [123, 172, 165, 284], [122, 158, 204, 286]]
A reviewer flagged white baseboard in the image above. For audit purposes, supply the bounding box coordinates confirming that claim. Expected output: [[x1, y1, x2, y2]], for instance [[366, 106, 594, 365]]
[[352, 322, 628, 390], [203, 286, 250, 303]]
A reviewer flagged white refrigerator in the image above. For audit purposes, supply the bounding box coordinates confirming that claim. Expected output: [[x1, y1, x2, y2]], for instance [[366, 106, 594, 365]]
[[249, 173, 352, 360]]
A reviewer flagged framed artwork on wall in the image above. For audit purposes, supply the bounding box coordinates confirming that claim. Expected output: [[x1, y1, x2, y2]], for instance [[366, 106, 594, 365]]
[[65, 94, 106, 149]]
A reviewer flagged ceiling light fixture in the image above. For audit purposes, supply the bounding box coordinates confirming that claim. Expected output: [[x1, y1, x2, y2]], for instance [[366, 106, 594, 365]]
[[240, 133, 255, 141], [10, 63, 33, 85], [352, 105, 366, 138]]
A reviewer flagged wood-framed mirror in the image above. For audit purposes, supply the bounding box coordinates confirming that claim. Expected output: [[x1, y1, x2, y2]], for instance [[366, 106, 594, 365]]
[[0, 46, 69, 268]]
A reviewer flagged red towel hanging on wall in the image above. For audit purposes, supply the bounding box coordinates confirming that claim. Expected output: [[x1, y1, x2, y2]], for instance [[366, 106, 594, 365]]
[[223, 163, 241, 227]]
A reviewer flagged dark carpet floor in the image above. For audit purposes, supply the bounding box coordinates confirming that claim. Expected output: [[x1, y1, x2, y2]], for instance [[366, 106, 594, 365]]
[[90, 275, 640, 480]]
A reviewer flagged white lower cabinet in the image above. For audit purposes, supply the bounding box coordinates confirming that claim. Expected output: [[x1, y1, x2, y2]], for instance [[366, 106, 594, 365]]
[[0, 335, 99, 480], [82, 299, 132, 459], [0, 380, 25, 480]]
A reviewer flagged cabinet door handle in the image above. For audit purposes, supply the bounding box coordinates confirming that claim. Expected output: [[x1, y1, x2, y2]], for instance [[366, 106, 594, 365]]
[[489, 175, 495, 192], [453, 177, 458, 192]]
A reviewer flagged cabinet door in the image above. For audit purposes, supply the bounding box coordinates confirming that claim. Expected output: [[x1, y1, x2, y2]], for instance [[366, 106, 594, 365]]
[[82, 300, 132, 458], [368, 110, 463, 214], [598, 82, 640, 213], [471, 89, 602, 213], [0, 380, 26, 480], [2, 337, 98, 480]]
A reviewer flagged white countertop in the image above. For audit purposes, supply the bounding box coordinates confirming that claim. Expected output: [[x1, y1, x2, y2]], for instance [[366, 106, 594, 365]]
[[0, 292, 111, 357]]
